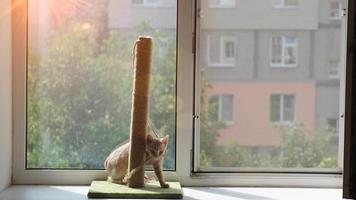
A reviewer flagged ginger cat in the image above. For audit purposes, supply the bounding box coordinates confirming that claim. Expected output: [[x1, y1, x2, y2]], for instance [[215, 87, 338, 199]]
[[104, 134, 170, 188]]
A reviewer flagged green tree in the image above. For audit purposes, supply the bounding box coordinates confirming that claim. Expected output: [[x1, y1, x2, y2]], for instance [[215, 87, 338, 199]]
[[28, 21, 177, 169], [213, 141, 249, 167], [276, 124, 338, 168], [198, 72, 226, 167]]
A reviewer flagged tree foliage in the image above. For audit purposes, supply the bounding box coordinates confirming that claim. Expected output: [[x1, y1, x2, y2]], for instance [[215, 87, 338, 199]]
[[28, 21, 177, 169], [200, 123, 339, 169]]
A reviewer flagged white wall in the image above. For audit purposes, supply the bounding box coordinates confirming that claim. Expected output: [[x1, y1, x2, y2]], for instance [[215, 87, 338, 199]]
[[0, 0, 12, 192]]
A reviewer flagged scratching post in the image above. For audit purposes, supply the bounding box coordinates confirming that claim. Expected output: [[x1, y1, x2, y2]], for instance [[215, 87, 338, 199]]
[[87, 36, 183, 199], [128, 36, 153, 188]]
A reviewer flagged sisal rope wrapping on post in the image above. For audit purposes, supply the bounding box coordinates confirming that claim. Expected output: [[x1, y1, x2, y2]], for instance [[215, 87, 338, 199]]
[[128, 36, 153, 188]]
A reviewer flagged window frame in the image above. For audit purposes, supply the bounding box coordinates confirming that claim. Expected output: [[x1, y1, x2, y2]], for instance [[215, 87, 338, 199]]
[[192, 0, 346, 187], [270, 94, 296, 124], [270, 35, 298, 68], [207, 35, 236, 67], [221, 36, 237, 66], [12, 0, 184, 185], [12, 0, 347, 187]]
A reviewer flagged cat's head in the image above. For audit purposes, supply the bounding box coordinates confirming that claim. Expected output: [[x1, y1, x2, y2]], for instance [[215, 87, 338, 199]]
[[145, 134, 169, 159]]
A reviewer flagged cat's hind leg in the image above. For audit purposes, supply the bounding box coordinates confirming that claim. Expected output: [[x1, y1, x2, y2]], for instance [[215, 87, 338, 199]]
[[107, 168, 126, 185], [107, 175, 126, 184]]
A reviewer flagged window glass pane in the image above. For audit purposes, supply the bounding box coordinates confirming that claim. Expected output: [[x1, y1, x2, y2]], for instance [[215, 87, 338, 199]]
[[27, 0, 177, 169], [285, 36, 296, 44], [270, 95, 281, 122], [224, 41, 235, 59], [284, 46, 297, 65], [198, 0, 345, 172], [283, 95, 295, 122], [283, 95, 295, 109]]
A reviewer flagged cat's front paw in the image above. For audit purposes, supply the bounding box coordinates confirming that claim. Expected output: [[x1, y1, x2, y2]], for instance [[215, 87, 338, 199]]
[[160, 183, 170, 188]]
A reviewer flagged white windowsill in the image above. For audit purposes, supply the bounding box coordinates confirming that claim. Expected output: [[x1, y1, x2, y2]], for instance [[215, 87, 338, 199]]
[[0, 185, 342, 200]]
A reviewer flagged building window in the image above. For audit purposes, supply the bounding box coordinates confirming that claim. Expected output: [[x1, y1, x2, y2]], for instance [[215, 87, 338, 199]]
[[330, 1, 342, 20], [131, 0, 174, 7], [208, 35, 236, 67], [273, 0, 298, 8], [209, 95, 234, 124], [270, 94, 296, 123], [208, 0, 236, 8], [271, 36, 298, 67]]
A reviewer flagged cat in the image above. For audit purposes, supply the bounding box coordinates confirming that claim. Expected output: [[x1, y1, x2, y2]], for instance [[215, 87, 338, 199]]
[[104, 134, 170, 188]]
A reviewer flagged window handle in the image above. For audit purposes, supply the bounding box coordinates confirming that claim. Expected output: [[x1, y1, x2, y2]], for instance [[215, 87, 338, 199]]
[[341, 8, 347, 17]]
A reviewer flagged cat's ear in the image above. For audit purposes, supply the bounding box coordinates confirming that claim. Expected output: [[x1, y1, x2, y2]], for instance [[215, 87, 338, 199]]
[[147, 134, 154, 143], [161, 135, 169, 146]]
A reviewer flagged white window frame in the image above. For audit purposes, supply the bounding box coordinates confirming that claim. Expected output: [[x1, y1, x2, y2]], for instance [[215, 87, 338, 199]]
[[12, 0, 183, 185], [131, 0, 174, 7], [11, 0, 345, 187], [270, 94, 296, 124], [270, 36, 298, 67], [272, 0, 298, 9], [208, 0, 236, 8], [207, 35, 236, 67]]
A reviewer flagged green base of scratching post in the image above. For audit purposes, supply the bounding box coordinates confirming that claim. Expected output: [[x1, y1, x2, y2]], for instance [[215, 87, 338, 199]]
[[87, 178, 183, 199]]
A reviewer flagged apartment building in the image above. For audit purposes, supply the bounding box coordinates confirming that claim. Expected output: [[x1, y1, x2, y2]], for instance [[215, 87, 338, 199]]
[[108, 0, 343, 149], [198, 0, 343, 148], [31, 0, 344, 149]]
